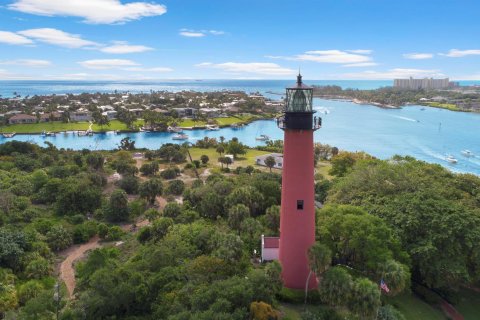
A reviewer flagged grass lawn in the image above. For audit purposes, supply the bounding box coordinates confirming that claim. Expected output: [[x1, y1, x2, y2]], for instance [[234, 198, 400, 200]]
[[188, 147, 271, 168], [0, 115, 265, 133], [0, 120, 146, 133], [177, 115, 255, 128], [386, 292, 446, 320], [425, 102, 461, 112], [316, 161, 332, 179], [455, 287, 480, 320]]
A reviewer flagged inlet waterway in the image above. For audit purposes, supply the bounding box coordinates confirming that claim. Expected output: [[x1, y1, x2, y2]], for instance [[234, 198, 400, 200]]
[[3, 98, 480, 175]]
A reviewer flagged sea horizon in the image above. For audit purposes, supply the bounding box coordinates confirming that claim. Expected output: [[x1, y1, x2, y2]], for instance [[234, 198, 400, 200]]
[[1, 79, 480, 99]]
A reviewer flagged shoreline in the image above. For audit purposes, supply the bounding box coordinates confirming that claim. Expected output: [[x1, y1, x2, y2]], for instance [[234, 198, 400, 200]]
[[0, 116, 274, 136]]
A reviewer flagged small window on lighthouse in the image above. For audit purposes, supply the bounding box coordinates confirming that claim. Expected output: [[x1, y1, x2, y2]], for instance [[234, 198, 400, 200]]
[[297, 200, 304, 210]]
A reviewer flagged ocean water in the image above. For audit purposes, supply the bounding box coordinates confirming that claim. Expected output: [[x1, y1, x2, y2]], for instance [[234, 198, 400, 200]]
[[0, 80, 394, 98], [1, 80, 480, 175]]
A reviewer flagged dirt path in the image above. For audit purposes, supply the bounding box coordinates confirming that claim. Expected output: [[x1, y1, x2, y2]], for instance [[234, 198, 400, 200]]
[[60, 236, 101, 298], [59, 219, 149, 298]]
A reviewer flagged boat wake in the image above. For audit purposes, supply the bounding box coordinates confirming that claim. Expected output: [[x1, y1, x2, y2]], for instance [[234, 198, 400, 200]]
[[391, 115, 418, 122]]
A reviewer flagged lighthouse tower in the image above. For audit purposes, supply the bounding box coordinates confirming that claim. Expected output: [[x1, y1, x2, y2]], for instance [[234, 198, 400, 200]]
[[278, 74, 321, 289]]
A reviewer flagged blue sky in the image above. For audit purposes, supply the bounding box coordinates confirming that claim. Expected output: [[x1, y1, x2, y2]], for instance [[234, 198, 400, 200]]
[[0, 0, 479, 80]]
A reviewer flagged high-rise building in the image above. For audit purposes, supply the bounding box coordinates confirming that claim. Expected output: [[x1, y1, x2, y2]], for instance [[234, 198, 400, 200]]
[[277, 74, 321, 289], [393, 77, 450, 89]]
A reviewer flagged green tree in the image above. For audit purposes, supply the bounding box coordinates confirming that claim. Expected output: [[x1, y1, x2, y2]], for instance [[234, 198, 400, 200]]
[[264, 156, 276, 172], [163, 202, 182, 219], [227, 204, 250, 233], [226, 140, 247, 159], [105, 189, 129, 222], [166, 179, 185, 195], [264, 205, 280, 234], [46, 225, 72, 251], [200, 155, 209, 165], [319, 266, 352, 307], [139, 179, 163, 204], [118, 137, 136, 150], [348, 278, 381, 320]]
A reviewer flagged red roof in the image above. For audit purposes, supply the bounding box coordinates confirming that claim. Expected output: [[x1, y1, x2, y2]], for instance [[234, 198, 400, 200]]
[[263, 237, 280, 249]]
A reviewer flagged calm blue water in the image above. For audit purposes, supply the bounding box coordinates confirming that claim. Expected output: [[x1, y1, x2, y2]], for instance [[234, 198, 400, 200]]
[[2, 80, 480, 174], [2, 98, 480, 175]]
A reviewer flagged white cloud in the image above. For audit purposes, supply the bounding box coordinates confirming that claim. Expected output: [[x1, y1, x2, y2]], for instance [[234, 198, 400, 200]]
[[403, 53, 434, 60], [179, 29, 225, 37], [267, 49, 373, 65], [347, 49, 373, 54], [18, 28, 99, 48], [0, 30, 33, 45], [196, 62, 295, 76], [179, 31, 205, 38], [0, 69, 34, 80], [79, 59, 139, 69], [440, 49, 480, 57], [342, 62, 379, 67], [100, 42, 153, 54], [341, 68, 445, 80], [9, 0, 167, 24], [123, 67, 173, 72], [0, 59, 51, 67]]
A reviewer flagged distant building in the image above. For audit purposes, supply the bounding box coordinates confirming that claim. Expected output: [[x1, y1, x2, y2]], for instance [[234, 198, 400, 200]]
[[199, 107, 222, 118], [39, 112, 62, 122], [261, 235, 279, 262], [9, 113, 36, 124], [394, 77, 450, 89], [256, 153, 284, 169], [102, 110, 117, 120], [71, 109, 92, 122], [172, 107, 197, 118]]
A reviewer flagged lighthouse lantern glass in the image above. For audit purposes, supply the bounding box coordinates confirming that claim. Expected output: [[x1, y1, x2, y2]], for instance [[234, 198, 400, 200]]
[[286, 88, 312, 112]]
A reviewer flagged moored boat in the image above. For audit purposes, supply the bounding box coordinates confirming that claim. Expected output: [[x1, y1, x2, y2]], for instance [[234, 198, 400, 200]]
[[2, 132, 16, 138], [446, 155, 458, 164], [206, 124, 220, 131], [461, 150, 474, 157], [172, 133, 189, 140], [255, 134, 270, 141], [168, 126, 183, 133]]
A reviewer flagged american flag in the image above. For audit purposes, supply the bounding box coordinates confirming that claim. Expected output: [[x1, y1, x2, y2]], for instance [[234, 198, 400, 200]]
[[380, 279, 390, 293]]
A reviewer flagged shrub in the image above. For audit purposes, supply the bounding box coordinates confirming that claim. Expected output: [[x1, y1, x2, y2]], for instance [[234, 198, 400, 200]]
[[377, 305, 406, 320], [166, 180, 185, 195], [117, 175, 140, 194], [249, 301, 279, 320], [105, 226, 124, 241], [163, 202, 182, 219], [160, 167, 178, 180]]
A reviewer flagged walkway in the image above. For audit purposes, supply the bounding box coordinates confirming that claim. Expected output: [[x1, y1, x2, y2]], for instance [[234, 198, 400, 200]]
[[59, 219, 149, 298]]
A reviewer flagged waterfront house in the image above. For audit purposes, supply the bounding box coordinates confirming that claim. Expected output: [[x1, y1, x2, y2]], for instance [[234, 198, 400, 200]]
[[199, 107, 221, 118], [102, 110, 118, 120], [255, 153, 284, 169], [71, 109, 92, 122], [173, 107, 197, 118], [40, 112, 62, 122], [9, 113, 36, 124]]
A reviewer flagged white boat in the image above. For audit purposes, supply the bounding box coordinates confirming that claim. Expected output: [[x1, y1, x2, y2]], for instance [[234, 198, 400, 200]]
[[42, 131, 56, 137], [167, 126, 183, 133], [2, 132, 15, 138], [461, 150, 474, 157], [231, 123, 243, 129], [172, 133, 189, 140], [446, 155, 458, 164], [255, 134, 270, 141], [78, 130, 93, 137], [206, 125, 220, 131]]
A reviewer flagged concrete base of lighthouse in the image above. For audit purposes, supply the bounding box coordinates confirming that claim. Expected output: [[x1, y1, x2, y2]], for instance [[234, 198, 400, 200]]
[[278, 129, 317, 290]]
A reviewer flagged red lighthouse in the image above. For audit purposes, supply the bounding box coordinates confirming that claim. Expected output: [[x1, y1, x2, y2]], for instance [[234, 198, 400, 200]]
[[278, 74, 321, 289]]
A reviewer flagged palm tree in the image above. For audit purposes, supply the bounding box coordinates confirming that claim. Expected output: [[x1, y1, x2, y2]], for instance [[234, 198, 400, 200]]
[[216, 145, 225, 156], [305, 242, 332, 307]]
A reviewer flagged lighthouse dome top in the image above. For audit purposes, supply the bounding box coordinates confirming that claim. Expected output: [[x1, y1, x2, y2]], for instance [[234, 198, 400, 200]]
[[287, 72, 312, 90], [285, 73, 313, 113]]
